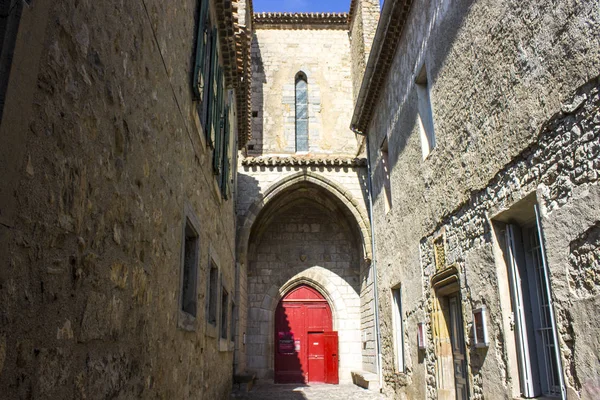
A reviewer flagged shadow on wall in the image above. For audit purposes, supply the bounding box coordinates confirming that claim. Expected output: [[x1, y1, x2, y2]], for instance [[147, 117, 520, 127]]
[[366, 0, 484, 205], [249, 33, 265, 155], [275, 301, 306, 383]]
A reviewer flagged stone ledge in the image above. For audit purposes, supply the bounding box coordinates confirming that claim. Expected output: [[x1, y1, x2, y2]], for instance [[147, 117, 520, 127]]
[[241, 155, 367, 167], [254, 12, 349, 29]]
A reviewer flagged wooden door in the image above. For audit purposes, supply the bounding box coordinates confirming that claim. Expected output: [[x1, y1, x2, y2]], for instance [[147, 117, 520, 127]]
[[274, 285, 335, 384], [308, 333, 325, 382], [275, 303, 305, 383], [448, 295, 468, 400], [324, 331, 339, 384]]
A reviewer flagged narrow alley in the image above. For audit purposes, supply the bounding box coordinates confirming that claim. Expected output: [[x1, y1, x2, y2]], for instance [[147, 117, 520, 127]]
[[232, 381, 384, 400]]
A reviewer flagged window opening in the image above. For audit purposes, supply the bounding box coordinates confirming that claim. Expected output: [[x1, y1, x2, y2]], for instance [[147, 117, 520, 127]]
[[181, 219, 199, 317], [230, 302, 236, 342], [221, 287, 229, 339], [501, 203, 565, 398], [295, 72, 308, 152], [415, 65, 436, 159], [380, 137, 392, 213], [208, 262, 218, 325], [391, 286, 404, 372]]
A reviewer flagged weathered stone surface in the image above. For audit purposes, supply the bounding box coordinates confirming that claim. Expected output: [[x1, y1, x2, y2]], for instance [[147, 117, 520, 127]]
[[360, 0, 600, 396], [0, 0, 241, 399]]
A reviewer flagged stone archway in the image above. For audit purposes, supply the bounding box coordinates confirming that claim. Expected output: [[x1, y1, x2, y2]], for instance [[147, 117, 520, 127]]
[[238, 171, 369, 383], [237, 171, 372, 267], [257, 267, 361, 382]]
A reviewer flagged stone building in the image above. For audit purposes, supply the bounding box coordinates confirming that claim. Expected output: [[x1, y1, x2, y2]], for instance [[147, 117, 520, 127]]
[[351, 0, 600, 399], [2, 0, 600, 398], [234, 2, 382, 384], [0, 0, 250, 398]]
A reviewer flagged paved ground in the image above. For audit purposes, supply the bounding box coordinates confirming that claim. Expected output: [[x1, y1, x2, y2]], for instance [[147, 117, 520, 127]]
[[232, 380, 384, 400]]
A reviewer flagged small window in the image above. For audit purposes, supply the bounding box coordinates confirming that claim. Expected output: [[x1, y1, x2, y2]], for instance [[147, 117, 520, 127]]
[[220, 287, 229, 339], [295, 72, 309, 152], [415, 65, 436, 159], [252, 111, 258, 118], [391, 286, 405, 372], [380, 137, 392, 213], [181, 219, 199, 317], [207, 262, 218, 325], [230, 302, 236, 343]]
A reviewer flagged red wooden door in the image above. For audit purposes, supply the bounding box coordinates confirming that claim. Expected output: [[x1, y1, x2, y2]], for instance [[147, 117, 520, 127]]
[[308, 333, 325, 382], [274, 285, 335, 384], [324, 331, 339, 384]]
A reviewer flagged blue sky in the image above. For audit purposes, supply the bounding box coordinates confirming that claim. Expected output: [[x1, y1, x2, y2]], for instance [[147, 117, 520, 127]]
[[253, 0, 351, 13]]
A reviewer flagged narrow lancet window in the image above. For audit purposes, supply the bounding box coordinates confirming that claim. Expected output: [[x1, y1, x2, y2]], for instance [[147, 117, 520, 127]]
[[295, 72, 308, 152]]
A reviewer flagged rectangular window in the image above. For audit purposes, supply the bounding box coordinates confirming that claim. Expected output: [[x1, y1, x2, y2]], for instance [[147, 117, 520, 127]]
[[207, 262, 218, 325], [380, 137, 392, 213], [415, 65, 436, 159], [230, 302, 236, 343], [181, 219, 199, 317], [391, 286, 405, 372], [497, 202, 564, 398], [220, 287, 229, 339]]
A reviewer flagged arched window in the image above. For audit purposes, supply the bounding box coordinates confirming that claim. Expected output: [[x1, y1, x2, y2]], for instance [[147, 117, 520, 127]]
[[295, 72, 308, 152]]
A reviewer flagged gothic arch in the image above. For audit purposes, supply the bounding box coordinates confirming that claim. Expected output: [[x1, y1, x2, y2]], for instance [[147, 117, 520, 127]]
[[237, 170, 372, 266], [255, 266, 362, 381]]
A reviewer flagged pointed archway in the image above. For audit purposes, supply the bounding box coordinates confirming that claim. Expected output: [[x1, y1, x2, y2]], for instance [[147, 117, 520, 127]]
[[237, 171, 370, 383], [274, 284, 335, 384]]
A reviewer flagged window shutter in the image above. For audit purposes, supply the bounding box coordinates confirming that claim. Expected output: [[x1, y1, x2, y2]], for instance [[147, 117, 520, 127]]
[[192, 0, 209, 100], [221, 105, 230, 199], [207, 28, 218, 147], [213, 68, 224, 174]]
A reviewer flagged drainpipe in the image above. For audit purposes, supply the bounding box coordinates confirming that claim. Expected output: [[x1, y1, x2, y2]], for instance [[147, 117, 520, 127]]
[[352, 128, 383, 392]]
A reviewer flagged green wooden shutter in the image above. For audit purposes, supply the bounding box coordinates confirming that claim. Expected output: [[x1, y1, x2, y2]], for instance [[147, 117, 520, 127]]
[[213, 67, 224, 174], [221, 105, 230, 199], [193, 0, 209, 100], [207, 28, 218, 146]]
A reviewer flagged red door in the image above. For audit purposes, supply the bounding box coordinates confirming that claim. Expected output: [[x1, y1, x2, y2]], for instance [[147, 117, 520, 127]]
[[324, 331, 339, 384], [274, 285, 335, 384], [308, 333, 325, 382]]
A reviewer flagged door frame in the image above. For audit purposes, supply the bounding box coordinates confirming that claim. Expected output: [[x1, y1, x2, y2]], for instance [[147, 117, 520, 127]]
[[430, 265, 470, 400], [274, 284, 336, 384]]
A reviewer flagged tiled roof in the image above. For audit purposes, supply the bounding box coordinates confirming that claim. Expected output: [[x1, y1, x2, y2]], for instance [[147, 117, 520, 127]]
[[215, 0, 240, 88], [217, 0, 252, 148], [241, 155, 367, 167], [253, 12, 349, 29]]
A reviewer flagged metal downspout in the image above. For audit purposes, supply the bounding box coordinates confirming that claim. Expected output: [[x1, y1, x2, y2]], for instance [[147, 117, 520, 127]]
[[355, 130, 384, 392]]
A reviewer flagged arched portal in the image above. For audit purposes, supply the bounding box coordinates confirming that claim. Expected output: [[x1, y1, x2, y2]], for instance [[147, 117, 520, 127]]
[[274, 285, 337, 384], [239, 172, 369, 383]]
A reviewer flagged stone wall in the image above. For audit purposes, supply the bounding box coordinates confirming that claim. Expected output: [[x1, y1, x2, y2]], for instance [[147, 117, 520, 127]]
[[0, 1, 240, 399], [417, 79, 600, 399], [362, 0, 600, 398], [349, 0, 380, 105], [248, 27, 356, 156]]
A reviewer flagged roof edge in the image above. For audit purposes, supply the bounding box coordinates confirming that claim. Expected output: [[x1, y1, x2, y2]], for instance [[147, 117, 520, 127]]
[[350, 0, 414, 134]]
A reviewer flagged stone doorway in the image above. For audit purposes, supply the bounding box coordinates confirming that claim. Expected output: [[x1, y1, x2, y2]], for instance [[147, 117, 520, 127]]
[[239, 177, 369, 383], [274, 284, 337, 384], [431, 266, 469, 400]]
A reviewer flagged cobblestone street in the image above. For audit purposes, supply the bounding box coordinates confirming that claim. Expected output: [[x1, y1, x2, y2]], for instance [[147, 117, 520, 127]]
[[232, 381, 384, 400]]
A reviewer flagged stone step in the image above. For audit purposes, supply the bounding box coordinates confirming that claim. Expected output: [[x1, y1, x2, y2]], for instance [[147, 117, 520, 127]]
[[351, 370, 380, 391]]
